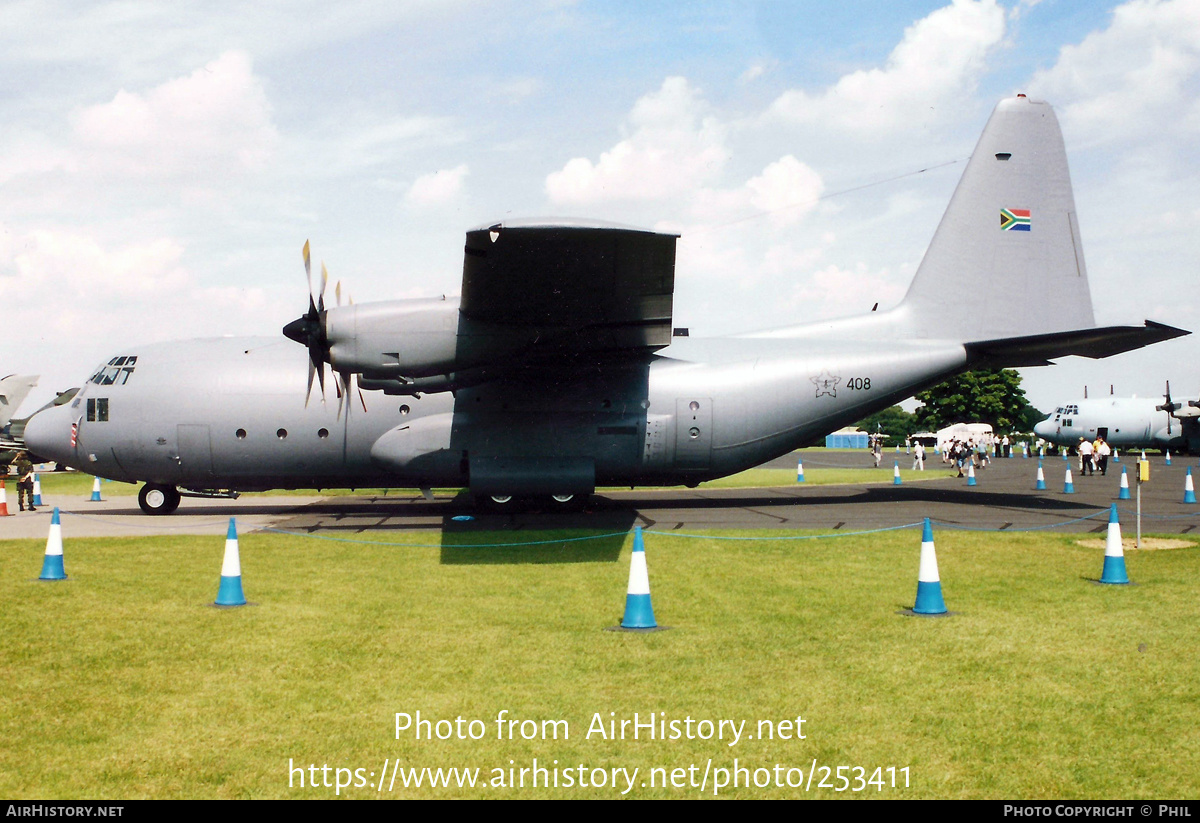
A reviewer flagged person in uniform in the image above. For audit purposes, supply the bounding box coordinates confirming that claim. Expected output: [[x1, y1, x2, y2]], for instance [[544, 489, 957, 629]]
[[14, 451, 35, 512]]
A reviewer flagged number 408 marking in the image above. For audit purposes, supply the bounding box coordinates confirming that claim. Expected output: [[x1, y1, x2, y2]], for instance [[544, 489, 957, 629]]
[[848, 377, 871, 390]]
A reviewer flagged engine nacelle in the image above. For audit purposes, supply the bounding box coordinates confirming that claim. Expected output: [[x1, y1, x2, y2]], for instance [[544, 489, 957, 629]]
[[325, 297, 462, 378]]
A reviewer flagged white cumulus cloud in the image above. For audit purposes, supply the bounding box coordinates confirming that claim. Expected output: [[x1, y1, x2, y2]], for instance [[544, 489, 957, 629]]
[[70, 51, 279, 178], [406, 164, 469, 206], [768, 0, 1006, 133]]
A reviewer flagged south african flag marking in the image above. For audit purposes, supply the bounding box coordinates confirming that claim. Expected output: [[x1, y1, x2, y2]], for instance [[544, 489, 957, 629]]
[[1000, 208, 1031, 231]]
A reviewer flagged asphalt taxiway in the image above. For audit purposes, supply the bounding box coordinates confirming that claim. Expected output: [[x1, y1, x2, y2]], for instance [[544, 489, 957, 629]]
[[5, 451, 1198, 539]]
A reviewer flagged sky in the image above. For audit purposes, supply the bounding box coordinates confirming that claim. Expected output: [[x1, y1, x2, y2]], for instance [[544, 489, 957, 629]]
[[2, 0, 1198, 416]]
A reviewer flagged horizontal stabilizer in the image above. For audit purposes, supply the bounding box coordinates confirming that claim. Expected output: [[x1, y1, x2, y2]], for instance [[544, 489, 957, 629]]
[[965, 321, 1189, 367]]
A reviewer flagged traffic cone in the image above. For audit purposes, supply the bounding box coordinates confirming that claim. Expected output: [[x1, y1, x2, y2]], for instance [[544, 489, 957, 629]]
[[1063, 467, 1075, 493], [796, 458, 805, 483], [0, 480, 9, 516], [1099, 504, 1130, 585], [1185, 468, 1196, 504], [967, 463, 977, 486], [1113, 449, 1120, 463], [1022, 442, 1029, 458], [214, 518, 247, 607], [893, 461, 902, 485], [1036, 460, 1046, 490], [39, 508, 67, 581], [912, 518, 947, 615], [1062, 450, 1069, 461], [1118, 466, 1131, 500], [620, 526, 656, 629], [32, 473, 43, 506], [89, 476, 102, 502], [1165, 450, 1172, 466]]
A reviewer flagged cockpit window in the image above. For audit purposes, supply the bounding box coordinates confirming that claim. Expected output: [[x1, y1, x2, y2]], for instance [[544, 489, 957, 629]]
[[89, 355, 138, 386]]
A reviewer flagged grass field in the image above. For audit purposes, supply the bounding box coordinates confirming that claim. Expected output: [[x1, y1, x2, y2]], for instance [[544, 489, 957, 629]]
[[2, 526, 1197, 799], [24, 458, 944, 500]]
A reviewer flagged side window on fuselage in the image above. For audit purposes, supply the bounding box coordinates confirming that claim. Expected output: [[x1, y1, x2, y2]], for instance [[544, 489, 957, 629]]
[[86, 398, 109, 422]]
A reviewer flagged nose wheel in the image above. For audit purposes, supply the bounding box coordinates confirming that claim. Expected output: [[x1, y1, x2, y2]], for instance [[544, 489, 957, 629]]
[[139, 483, 181, 515]]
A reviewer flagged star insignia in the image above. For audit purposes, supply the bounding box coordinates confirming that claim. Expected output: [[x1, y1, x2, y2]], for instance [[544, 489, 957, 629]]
[[811, 370, 841, 398]]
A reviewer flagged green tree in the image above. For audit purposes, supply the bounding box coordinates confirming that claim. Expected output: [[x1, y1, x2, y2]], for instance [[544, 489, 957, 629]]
[[854, 405, 918, 442], [914, 369, 1036, 433]]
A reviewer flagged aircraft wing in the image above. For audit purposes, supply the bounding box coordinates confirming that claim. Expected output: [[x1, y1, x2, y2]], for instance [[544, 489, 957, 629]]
[[965, 321, 1189, 367], [458, 220, 677, 356], [0, 374, 38, 428]]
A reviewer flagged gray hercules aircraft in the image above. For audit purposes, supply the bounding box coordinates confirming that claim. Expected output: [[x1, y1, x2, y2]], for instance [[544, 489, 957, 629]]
[[1034, 383, 1200, 454], [23, 96, 1188, 513]]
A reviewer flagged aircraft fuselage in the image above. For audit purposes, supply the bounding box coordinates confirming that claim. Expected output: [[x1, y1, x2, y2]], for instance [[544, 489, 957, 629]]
[[26, 330, 967, 496]]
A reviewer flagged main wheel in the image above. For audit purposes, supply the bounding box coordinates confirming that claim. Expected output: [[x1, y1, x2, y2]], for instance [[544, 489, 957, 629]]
[[138, 483, 181, 515], [545, 493, 586, 511]]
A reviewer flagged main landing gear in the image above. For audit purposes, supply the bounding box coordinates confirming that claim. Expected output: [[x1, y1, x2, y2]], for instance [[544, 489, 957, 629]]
[[474, 493, 587, 512], [138, 483, 181, 515]]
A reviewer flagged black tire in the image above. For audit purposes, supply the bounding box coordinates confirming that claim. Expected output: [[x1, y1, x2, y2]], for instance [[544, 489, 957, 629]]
[[545, 493, 586, 512], [139, 483, 181, 515], [475, 493, 518, 512]]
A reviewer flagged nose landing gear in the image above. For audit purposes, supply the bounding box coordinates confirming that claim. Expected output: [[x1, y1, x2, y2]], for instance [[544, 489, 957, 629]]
[[138, 483, 181, 515]]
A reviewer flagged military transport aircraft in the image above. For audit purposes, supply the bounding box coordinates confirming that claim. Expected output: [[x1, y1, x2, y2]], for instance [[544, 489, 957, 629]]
[[23, 96, 1188, 513], [1034, 383, 1200, 454]]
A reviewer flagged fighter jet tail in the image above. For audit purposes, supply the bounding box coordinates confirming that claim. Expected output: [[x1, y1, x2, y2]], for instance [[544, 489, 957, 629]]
[[0, 375, 38, 428]]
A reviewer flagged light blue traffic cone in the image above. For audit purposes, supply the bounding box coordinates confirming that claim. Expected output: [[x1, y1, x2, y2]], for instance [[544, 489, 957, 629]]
[[1113, 449, 1120, 463], [912, 518, 947, 615], [796, 458, 805, 483], [1036, 460, 1047, 490], [1063, 467, 1075, 494], [214, 518, 247, 606], [1165, 450, 1172, 466], [1099, 505, 1130, 585], [89, 476, 102, 502], [39, 508, 67, 581], [32, 473, 42, 507], [967, 463, 977, 486], [620, 527, 657, 629], [893, 460, 902, 485], [1118, 466, 1131, 500], [1184, 468, 1196, 504]]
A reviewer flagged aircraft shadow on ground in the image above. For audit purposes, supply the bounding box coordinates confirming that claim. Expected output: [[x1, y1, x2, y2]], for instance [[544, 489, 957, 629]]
[[437, 494, 637, 565]]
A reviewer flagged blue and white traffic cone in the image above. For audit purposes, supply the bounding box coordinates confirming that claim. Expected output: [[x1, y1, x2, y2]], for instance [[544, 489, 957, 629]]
[[1165, 450, 1172, 466], [1099, 504, 1130, 585], [912, 518, 947, 615], [620, 526, 656, 629], [214, 518, 247, 607], [1184, 467, 1196, 504], [1113, 449, 1120, 463], [89, 476, 102, 502], [796, 458, 805, 483], [1022, 442, 1029, 458], [1062, 449, 1069, 461], [32, 473, 42, 507], [967, 463, 977, 486], [1063, 467, 1075, 494], [1118, 466, 1131, 500], [893, 460, 902, 485], [39, 508, 67, 581], [1036, 460, 1046, 490]]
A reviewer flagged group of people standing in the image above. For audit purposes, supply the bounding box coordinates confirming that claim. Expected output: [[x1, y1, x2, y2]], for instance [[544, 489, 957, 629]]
[[1076, 436, 1112, 476]]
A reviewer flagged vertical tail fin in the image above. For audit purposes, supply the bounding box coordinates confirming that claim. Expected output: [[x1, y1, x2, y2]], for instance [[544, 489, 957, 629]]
[[901, 96, 1094, 341]]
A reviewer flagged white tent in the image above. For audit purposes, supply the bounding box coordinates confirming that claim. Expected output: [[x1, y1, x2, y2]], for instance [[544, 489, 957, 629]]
[[936, 422, 993, 454]]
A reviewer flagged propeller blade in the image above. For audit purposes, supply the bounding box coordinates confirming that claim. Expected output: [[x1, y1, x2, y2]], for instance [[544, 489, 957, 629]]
[[318, 262, 328, 313], [304, 358, 316, 408], [335, 281, 342, 307], [303, 240, 312, 289]]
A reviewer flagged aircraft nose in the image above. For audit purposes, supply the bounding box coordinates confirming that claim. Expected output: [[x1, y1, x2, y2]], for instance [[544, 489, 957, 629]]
[[22, 403, 75, 465], [1033, 420, 1051, 438]]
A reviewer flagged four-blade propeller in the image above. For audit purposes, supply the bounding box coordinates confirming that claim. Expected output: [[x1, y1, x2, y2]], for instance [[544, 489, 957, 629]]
[[282, 240, 365, 416]]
